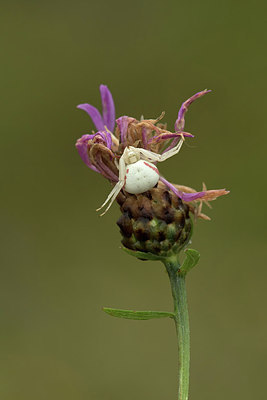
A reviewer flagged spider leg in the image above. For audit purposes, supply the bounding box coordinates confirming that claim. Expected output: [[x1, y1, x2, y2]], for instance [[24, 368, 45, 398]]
[[96, 155, 126, 215], [135, 137, 184, 163], [118, 154, 126, 180], [158, 136, 184, 161], [133, 147, 163, 162], [98, 181, 125, 216], [96, 181, 123, 212]]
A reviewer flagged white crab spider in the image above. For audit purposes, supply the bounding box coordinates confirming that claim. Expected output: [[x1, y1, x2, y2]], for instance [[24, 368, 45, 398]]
[[97, 136, 185, 216]]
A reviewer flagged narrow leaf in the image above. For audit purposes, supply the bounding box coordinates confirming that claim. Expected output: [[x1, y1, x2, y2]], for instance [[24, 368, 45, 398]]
[[103, 307, 174, 320], [121, 246, 164, 261], [179, 248, 200, 275]]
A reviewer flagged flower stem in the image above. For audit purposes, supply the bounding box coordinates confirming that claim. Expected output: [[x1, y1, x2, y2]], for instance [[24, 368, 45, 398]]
[[164, 258, 190, 400]]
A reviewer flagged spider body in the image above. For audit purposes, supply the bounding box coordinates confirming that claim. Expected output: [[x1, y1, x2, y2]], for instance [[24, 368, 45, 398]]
[[124, 160, 159, 194], [97, 139, 184, 216]]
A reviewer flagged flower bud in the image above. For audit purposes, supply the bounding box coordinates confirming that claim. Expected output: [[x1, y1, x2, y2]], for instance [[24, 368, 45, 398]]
[[116, 181, 192, 259]]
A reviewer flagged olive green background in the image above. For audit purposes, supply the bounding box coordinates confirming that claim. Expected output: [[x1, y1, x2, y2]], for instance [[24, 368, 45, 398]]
[[1, 1, 266, 399]]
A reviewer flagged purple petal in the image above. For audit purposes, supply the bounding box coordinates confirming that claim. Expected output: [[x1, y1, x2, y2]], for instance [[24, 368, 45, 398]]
[[175, 89, 211, 131], [100, 85, 115, 132], [142, 128, 148, 149], [159, 176, 206, 201], [116, 116, 130, 145], [103, 130, 112, 149], [75, 135, 99, 172], [77, 104, 105, 131], [148, 132, 194, 144], [96, 130, 112, 149], [178, 191, 206, 201]]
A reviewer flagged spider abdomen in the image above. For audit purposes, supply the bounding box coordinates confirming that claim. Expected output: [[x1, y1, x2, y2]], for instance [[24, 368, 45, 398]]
[[124, 160, 159, 194]]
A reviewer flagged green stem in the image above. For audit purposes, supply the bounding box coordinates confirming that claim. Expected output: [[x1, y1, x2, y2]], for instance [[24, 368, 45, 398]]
[[164, 258, 190, 400]]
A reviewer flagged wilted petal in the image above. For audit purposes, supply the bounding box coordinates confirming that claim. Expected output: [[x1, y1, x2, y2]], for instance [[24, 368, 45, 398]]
[[75, 135, 99, 172], [142, 128, 148, 149], [104, 130, 113, 149], [116, 116, 131, 145], [100, 85, 115, 132], [160, 177, 230, 203], [193, 189, 230, 201], [89, 143, 118, 182], [94, 153, 118, 181], [160, 177, 207, 201], [149, 132, 194, 144], [75, 131, 114, 173], [175, 89, 211, 131], [97, 130, 112, 149], [77, 104, 105, 131]]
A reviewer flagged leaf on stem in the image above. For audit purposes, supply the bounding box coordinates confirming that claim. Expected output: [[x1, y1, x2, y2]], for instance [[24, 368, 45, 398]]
[[179, 248, 200, 275], [103, 307, 174, 320]]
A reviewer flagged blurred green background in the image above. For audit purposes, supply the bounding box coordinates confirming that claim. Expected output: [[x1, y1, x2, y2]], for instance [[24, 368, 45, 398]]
[[1, 1, 266, 399]]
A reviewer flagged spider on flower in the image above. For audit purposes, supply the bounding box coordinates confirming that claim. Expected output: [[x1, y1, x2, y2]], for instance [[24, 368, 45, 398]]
[[97, 137, 185, 216], [76, 85, 228, 220]]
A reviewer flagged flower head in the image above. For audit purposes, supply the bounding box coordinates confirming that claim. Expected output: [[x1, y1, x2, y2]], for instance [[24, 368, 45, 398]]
[[76, 84, 229, 220]]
